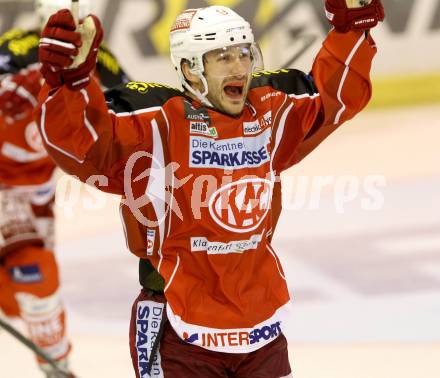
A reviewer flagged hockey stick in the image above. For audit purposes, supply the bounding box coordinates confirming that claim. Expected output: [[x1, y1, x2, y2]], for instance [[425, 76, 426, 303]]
[[280, 33, 318, 68], [253, 0, 318, 68], [71, 0, 79, 26], [0, 317, 75, 377]]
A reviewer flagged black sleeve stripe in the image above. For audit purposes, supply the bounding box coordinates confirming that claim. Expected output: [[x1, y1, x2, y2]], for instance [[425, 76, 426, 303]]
[[104, 82, 184, 114], [250, 68, 318, 97]]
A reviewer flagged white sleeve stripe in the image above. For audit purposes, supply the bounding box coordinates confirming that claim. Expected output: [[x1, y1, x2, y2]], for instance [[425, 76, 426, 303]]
[[0, 78, 37, 106], [334, 32, 366, 125], [271, 101, 295, 179], [119, 206, 130, 251], [288, 93, 320, 100], [108, 106, 163, 117], [84, 117, 98, 142], [26, 63, 41, 71], [166, 174, 174, 240], [40, 95, 85, 164], [266, 244, 286, 281], [334, 66, 350, 124], [80, 88, 90, 103], [345, 33, 366, 66], [80, 89, 98, 142], [1, 142, 47, 162], [149, 119, 166, 248], [157, 258, 163, 275], [160, 107, 170, 135], [39, 37, 76, 50], [164, 255, 180, 292], [71, 77, 90, 87], [16, 86, 37, 106]]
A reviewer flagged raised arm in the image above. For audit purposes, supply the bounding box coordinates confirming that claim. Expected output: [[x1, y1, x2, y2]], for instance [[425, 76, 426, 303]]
[[270, 0, 384, 172], [36, 10, 152, 195], [0, 28, 42, 124], [294, 0, 384, 162]]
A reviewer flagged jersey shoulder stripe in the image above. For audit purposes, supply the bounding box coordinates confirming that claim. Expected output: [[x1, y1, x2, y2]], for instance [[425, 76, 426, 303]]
[[104, 82, 184, 114], [250, 68, 318, 97]]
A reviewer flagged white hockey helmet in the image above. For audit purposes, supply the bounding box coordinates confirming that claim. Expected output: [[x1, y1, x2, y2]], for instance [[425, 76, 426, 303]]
[[170, 6, 263, 105], [35, 0, 91, 27]]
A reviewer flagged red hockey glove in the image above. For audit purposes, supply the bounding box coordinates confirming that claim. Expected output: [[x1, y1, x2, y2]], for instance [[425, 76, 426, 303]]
[[325, 0, 385, 33], [0, 67, 42, 123], [39, 9, 103, 90]]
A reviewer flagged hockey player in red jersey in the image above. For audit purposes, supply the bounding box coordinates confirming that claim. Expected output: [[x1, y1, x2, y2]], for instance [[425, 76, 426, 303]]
[[35, 1, 384, 377], [0, 0, 129, 376]]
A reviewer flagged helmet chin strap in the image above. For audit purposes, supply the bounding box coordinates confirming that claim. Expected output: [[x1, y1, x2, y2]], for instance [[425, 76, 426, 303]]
[[183, 71, 214, 108], [183, 69, 251, 110]]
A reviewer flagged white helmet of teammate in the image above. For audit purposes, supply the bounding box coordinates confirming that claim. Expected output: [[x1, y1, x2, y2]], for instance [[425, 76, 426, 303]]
[[35, 0, 92, 27], [170, 6, 264, 106]]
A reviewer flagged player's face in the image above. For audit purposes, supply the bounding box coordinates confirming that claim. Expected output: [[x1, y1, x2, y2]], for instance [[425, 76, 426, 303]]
[[202, 44, 253, 116]]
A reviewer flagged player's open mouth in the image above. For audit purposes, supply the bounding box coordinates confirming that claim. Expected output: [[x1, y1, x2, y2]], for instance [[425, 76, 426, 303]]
[[223, 82, 245, 101]]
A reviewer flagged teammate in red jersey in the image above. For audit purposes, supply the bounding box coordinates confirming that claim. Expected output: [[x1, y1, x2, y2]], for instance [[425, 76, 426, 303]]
[[0, 0, 129, 376], [35, 1, 384, 377]]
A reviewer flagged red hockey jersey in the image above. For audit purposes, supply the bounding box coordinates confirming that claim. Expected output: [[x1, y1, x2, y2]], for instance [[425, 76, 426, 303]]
[[36, 30, 376, 353], [0, 27, 130, 188], [0, 115, 53, 187]]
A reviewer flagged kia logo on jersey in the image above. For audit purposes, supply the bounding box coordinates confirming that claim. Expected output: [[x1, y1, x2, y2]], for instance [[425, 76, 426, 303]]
[[208, 178, 273, 233]]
